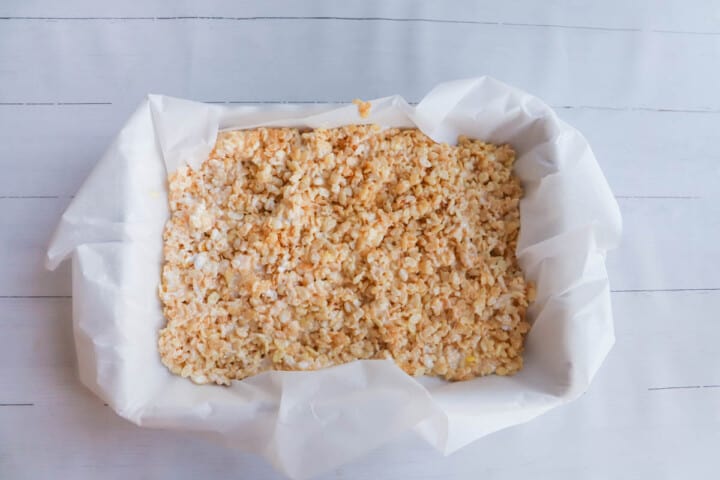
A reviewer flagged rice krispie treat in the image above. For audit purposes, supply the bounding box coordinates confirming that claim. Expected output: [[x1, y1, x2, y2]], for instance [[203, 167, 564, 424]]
[[158, 126, 534, 385]]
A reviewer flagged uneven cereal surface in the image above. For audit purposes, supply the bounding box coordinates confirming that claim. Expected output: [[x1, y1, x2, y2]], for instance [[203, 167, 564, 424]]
[[159, 126, 533, 385]]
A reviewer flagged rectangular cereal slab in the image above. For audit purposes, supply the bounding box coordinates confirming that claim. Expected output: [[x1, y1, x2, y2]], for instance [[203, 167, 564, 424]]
[[159, 126, 533, 385]]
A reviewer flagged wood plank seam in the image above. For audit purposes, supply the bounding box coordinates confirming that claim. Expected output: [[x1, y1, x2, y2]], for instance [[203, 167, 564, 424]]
[[1, 16, 720, 37], [648, 385, 720, 391]]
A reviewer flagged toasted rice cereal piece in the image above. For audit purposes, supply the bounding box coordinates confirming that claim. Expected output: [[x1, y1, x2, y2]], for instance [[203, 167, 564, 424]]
[[352, 99, 371, 118], [158, 126, 532, 385]]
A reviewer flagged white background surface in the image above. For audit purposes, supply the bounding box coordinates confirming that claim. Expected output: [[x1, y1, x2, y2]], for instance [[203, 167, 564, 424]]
[[1, 1, 719, 478]]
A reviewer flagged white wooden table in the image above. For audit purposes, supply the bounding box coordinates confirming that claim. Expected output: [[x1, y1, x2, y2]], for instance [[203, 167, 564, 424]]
[[2, 1, 719, 478]]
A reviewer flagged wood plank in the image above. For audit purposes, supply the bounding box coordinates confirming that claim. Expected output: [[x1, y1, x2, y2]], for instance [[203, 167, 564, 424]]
[[0, 198, 71, 296], [0, 105, 122, 197], [558, 108, 720, 199], [0, 17, 719, 110], [608, 197, 720, 291], [2, 106, 719, 198]]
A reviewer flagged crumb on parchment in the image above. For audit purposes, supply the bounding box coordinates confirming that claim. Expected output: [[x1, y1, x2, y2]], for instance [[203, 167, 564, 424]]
[[352, 99, 371, 118], [158, 126, 532, 385]]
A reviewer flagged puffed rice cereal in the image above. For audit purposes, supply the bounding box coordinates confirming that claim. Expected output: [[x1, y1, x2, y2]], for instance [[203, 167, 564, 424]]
[[158, 125, 534, 385]]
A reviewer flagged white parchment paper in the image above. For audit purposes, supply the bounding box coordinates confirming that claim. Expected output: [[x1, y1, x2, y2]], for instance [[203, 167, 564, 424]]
[[46, 77, 622, 479]]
